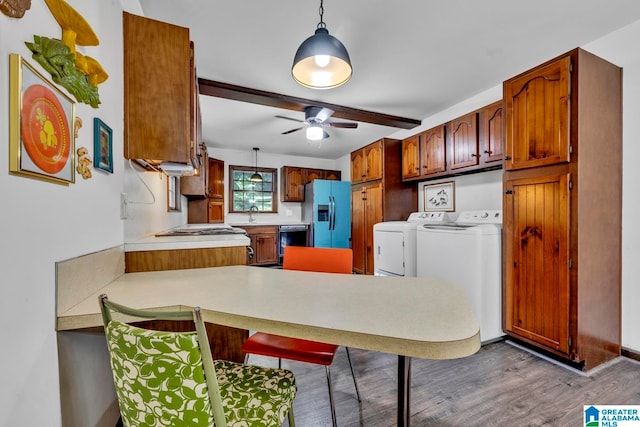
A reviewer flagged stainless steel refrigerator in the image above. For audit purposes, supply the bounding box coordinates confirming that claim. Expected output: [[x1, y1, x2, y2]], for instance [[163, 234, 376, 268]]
[[302, 180, 351, 248]]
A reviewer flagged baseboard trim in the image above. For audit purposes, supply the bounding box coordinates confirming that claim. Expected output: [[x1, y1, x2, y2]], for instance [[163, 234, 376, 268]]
[[622, 347, 640, 362]]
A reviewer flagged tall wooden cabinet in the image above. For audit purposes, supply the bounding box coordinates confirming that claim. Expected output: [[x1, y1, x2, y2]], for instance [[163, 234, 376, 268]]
[[502, 48, 622, 370], [351, 139, 417, 274], [187, 157, 225, 224], [123, 12, 197, 166]]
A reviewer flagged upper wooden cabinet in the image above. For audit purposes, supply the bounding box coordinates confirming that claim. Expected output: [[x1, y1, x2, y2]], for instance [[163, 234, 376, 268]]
[[181, 143, 209, 197], [304, 169, 325, 183], [449, 112, 479, 170], [479, 101, 504, 164], [401, 126, 446, 181], [123, 12, 197, 165], [280, 166, 342, 202], [187, 156, 225, 223], [504, 55, 571, 170], [208, 157, 225, 199], [351, 140, 383, 184], [281, 166, 305, 202]]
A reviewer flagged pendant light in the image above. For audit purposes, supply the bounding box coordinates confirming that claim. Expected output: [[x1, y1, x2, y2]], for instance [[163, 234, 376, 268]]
[[292, 0, 352, 89], [250, 147, 263, 182]]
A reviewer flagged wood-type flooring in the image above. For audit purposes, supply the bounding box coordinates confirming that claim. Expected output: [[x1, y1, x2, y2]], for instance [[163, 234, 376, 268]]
[[246, 340, 640, 427]]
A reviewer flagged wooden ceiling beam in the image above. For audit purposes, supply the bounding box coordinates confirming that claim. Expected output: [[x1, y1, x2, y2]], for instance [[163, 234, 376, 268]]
[[198, 78, 421, 130]]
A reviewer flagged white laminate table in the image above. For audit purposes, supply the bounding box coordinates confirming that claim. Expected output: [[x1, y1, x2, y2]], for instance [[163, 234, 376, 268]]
[[58, 265, 480, 426]]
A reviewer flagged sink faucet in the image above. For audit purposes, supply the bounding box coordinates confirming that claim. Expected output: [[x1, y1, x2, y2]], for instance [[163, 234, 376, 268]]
[[249, 205, 259, 222]]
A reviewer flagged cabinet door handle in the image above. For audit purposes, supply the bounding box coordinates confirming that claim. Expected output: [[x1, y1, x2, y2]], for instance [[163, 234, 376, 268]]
[[471, 153, 480, 158], [504, 155, 511, 160], [484, 150, 492, 155]]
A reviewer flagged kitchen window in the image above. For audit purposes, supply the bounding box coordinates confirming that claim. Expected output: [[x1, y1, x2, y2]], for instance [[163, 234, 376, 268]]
[[229, 165, 278, 213]]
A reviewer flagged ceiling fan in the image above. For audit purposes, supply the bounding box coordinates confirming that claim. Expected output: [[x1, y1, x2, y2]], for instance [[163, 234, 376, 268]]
[[276, 106, 358, 140]]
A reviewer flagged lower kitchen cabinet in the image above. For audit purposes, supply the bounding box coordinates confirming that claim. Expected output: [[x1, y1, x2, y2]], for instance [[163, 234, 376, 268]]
[[125, 245, 248, 362], [242, 225, 278, 265], [503, 173, 570, 354], [351, 182, 382, 275]]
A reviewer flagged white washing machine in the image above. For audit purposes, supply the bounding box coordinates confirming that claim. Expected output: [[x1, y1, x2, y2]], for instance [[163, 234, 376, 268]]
[[373, 212, 452, 277], [416, 210, 503, 343]]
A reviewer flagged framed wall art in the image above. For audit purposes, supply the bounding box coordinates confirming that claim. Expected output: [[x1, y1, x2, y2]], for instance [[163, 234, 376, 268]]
[[93, 117, 113, 173], [9, 53, 75, 185], [423, 181, 455, 212]]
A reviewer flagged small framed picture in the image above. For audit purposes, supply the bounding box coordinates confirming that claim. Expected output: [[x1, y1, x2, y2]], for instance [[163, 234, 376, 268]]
[[93, 118, 113, 173], [423, 181, 455, 212], [9, 53, 75, 185]]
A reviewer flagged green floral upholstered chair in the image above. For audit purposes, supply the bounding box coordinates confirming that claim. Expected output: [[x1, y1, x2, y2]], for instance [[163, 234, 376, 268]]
[[99, 294, 297, 427]]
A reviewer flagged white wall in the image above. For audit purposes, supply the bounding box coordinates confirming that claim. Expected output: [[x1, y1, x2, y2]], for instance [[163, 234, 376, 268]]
[[0, 1, 126, 425], [1, 3, 639, 425]]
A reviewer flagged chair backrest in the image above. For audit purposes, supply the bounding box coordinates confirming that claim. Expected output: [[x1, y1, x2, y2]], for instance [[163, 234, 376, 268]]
[[282, 246, 353, 274], [99, 294, 227, 427]]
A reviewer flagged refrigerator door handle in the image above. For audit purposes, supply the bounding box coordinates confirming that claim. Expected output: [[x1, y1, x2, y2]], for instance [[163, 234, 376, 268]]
[[328, 196, 334, 231], [331, 196, 336, 231]]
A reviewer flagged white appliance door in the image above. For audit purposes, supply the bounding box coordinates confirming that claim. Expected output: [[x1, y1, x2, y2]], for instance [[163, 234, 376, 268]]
[[374, 230, 405, 276]]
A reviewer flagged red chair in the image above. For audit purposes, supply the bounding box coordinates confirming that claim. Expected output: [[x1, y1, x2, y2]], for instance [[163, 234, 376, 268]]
[[242, 246, 361, 427]]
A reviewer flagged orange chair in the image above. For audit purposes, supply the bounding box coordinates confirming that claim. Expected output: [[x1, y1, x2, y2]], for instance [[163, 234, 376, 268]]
[[241, 246, 361, 427]]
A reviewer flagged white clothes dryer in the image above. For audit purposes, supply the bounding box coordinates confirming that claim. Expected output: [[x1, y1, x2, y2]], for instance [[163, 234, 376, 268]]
[[417, 210, 503, 343], [373, 212, 452, 277]]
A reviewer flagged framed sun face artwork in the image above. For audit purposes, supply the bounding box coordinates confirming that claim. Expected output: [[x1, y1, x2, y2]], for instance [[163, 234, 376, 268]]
[[9, 53, 75, 185]]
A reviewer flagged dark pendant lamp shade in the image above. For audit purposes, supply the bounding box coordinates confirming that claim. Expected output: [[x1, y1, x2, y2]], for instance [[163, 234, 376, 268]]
[[292, 20, 352, 89]]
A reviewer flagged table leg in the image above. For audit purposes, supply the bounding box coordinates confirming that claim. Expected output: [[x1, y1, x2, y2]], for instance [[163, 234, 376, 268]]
[[398, 355, 411, 427]]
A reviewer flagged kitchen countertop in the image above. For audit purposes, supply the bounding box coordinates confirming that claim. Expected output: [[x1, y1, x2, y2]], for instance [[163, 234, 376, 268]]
[[125, 223, 250, 252], [57, 265, 480, 359]]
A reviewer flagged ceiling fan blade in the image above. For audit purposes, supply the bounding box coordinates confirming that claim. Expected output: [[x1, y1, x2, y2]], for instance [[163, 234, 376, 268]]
[[328, 121, 358, 129], [314, 107, 334, 123], [275, 115, 304, 123], [281, 127, 305, 135]]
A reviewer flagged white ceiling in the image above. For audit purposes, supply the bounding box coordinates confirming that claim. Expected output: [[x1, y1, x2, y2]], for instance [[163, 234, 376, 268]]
[[138, 0, 640, 160]]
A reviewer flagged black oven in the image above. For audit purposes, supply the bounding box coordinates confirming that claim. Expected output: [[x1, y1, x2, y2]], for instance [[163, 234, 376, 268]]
[[278, 225, 309, 265]]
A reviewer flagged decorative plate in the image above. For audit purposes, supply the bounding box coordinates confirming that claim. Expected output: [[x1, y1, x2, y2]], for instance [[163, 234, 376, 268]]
[[20, 84, 70, 174]]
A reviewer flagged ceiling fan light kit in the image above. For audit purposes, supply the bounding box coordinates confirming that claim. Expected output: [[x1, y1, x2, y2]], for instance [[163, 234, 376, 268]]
[[278, 106, 357, 140], [292, 0, 352, 89], [306, 125, 326, 141]]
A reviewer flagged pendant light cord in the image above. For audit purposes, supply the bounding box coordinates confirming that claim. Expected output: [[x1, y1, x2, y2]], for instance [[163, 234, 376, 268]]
[[317, 0, 326, 29]]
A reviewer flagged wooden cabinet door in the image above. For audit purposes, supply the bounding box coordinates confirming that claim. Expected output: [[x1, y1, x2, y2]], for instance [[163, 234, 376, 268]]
[[351, 186, 366, 274], [255, 233, 278, 264], [363, 182, 383, 275], [281, 166, 305, 202], [325, 170, 341, 181], [504, 56, 571, 170], [207, 199, 224, 223], [449, 112, 479, 170], [401, 135, 421, 180], [181, 143, 208, 197], [504, 173, 570, 354], [364, 141, 383, 181], [351, 149, 365, 184], [123, 12, 191, 163], [421, 126, 446, 175], [305, 169, 325, 183], [481, 101, 504, 163], [243, 226, 278, 265], [208, 158, 224, 199]]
